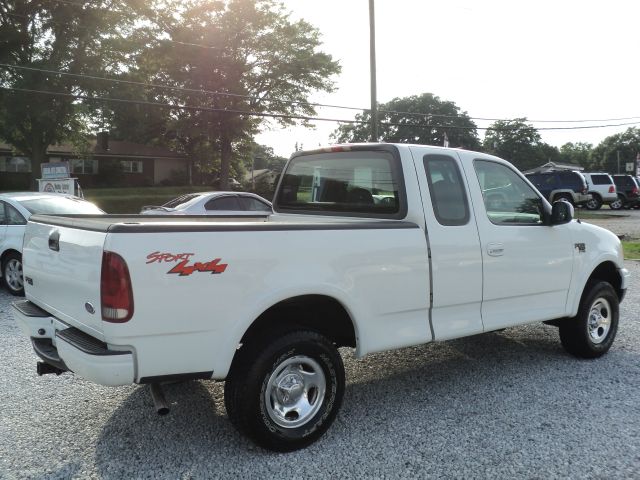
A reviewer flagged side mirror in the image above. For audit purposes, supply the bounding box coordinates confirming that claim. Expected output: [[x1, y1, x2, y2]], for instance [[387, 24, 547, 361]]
[[550, 200, 573, 225]]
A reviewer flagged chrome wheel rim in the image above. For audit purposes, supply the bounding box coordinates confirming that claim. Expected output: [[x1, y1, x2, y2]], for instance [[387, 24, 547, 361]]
[[4, 259, 23, 292], [264, 355, 326, 429], [586, 198, 598, 209], [610, 199, 622, 209], [588, 297, 611, 344]]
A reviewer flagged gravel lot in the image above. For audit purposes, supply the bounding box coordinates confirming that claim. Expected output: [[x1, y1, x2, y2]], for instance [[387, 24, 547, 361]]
[[578, 208, 640, 239], [1, 263, 639, 479]]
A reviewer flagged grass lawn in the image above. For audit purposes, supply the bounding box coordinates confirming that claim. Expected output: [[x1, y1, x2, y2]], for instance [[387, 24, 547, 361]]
[[84, 186, 204, 213], [622, 241, 640, 260]]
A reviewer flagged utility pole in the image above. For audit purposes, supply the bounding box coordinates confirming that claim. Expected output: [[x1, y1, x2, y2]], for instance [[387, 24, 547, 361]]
[[617, 150, 621, 174], [369, 0, 378, 142]]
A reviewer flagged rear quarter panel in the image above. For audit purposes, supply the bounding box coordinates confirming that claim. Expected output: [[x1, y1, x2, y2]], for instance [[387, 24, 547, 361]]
[[104, 225, 430, 380]]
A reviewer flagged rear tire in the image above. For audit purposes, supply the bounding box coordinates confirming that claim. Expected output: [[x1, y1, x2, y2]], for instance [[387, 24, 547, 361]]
[[609, 195, 624, 210], [585, 194, 602, 210], [224, 329, 345, 452], [2, 251, 24, 296], [559, 281, 619, 358]]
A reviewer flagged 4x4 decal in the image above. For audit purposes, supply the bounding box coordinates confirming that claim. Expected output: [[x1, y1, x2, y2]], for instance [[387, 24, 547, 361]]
[[146, 251, 227, 276]]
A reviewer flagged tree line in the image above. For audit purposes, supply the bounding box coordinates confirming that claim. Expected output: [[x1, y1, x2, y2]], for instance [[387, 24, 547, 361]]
[[334, 93, 640, 174], [1, 1, 638, 191]]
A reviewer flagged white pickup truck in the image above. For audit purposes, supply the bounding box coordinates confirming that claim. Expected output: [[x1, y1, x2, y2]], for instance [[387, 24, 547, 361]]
[[13, 144, 629, 451]]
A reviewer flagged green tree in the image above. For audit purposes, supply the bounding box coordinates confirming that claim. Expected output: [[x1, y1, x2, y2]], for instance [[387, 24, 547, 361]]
[[483, 118, 546, 171], [135, 0, 340, 190], [333, 93, 480, 149], [559, 142, 593, 169], [591, 128, 640, 174], [0, 0, 151, 186]]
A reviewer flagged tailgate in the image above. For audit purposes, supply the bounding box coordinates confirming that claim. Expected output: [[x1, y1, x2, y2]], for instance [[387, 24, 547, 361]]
[[23, 219, 107, 339]]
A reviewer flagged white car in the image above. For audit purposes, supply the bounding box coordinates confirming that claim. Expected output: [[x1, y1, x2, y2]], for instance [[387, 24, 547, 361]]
[[140, 191, 273, 216], [582, 172, 618, 210], [0, 192, 104, 295]]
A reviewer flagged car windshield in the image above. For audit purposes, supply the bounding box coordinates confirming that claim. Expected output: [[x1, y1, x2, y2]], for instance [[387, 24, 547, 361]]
[[162, 194, 201, 208], [18, 197, 104, 215]]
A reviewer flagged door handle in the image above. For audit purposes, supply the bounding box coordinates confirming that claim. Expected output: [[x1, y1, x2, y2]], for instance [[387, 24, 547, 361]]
[[487, 242, 504, 256]]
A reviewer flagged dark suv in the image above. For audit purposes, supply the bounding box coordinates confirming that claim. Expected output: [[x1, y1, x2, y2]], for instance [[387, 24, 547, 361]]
[[610, 175, 640, 209], [525, 170, 591, 206]]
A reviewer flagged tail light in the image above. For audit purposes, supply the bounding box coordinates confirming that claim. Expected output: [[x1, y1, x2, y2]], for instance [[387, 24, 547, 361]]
[[101, 251, 134, 323], [609, 186, 615, 193], [582, 185, 588, 194], [633, 186, 639, 196]]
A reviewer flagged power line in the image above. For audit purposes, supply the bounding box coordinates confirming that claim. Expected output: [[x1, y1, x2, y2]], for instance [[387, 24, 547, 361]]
[[0, 63, 365, 112], [3, 63, 640, 126], [0, 86, 364, 124], [2, 86, 640, 132]]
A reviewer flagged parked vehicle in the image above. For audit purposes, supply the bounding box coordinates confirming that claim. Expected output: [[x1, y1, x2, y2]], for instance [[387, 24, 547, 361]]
[[582, 173, 617, 210], [0, 192, 104, 296], [525, 170, 591, 206], [14, 144, 628, 451], [140, 191, 272, 215], [610, 175, 640, 210]]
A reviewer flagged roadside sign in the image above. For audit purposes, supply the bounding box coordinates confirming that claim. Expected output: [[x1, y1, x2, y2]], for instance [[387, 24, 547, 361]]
[[37, 178, 77, 195], [626, 162, 634, 172], [41, 162, 70, 179]]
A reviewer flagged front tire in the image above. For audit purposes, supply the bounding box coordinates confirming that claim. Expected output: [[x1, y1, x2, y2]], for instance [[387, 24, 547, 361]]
[[225, 329, 345, 452], [559, 281, 619, 358], [585, 194, 602, 210], [2, 252, 24, 296]]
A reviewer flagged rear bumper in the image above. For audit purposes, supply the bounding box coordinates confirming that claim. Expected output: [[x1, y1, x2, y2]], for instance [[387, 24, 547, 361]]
[[574, 193, 592, 206], [12, 300, 135, 386]]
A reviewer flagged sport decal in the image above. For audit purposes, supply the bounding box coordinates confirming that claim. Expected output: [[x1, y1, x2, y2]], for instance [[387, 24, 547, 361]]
[[146, 251, 228, 276]]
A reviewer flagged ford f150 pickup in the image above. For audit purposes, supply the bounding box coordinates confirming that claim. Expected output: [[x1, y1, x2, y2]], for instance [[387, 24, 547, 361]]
[[13, 144, 629, 451]]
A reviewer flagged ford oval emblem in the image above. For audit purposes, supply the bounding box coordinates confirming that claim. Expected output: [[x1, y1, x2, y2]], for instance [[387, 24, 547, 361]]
[[85, 302, 95, 315]]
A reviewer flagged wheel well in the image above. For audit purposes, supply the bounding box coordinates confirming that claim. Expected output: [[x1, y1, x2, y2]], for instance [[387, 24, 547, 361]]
[[239, 295, 356, 350], [586, 261, 623, 300], [0, 249, 20, 267]]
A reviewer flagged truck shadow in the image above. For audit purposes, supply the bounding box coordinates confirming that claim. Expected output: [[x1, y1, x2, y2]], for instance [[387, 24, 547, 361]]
[[93, 325, 638, 478]]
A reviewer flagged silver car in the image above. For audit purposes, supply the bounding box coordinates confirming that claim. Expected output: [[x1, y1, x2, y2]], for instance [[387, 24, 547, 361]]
[[140, 191, 273, 216], [0, 192, 104, 295]]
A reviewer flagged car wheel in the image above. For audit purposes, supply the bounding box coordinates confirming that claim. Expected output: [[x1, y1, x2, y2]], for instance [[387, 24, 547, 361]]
[[609, 195, 624, 210], [585, 195, 602, 210], [2, 251, 24, 296], [559, 281, 619, 358], [225, 329, 345, 452]]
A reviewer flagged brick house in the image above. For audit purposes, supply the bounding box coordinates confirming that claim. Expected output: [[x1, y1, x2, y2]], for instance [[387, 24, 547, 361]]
[[0, 134, 189, 190]]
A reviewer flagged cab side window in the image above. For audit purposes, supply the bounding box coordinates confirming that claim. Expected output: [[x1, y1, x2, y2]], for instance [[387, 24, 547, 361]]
[[423, 154, 469, 226], [474, 160, 544, 225], [5, 204, 26, 225], [205, 197, 241, 211]]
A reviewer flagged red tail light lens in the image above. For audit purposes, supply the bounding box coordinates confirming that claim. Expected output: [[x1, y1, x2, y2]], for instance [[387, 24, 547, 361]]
[[609, 186, 615, 193], [101, 251, 134, 323], [633, 187, 639, 196]]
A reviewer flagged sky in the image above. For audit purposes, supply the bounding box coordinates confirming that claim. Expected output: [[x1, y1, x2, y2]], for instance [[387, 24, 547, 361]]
[[256, 0, 640, 158]]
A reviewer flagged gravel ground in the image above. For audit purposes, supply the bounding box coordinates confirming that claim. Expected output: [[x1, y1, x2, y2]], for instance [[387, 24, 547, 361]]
[[577, 208, 640, 239], [1, 264, 639, 479]]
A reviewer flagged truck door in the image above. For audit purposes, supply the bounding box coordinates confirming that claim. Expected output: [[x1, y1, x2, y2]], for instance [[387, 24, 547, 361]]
[[411, 148, 484, 340], [462, 156, 574, 331]]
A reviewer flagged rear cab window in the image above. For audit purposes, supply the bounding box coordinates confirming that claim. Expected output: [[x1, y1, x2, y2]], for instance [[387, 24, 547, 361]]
[[423, 154, 469, 226], [275, 148, 406, 218]]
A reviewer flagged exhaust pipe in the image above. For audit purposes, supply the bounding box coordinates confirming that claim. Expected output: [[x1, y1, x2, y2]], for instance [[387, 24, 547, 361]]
[[37, 361, 66, 376], [149, 383, 170, 415]]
